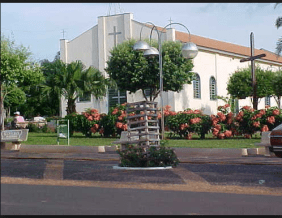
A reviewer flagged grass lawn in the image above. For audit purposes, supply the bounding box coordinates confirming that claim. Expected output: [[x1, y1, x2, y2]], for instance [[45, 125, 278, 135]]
[[22, 132, 262, 149]]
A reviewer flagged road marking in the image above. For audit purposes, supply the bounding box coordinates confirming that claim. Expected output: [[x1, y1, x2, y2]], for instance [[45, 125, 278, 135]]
[[1, 177, 282, 196], [43, 160, 64, 180]]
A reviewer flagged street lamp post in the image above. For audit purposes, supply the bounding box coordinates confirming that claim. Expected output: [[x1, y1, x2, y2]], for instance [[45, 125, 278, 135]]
[[133, 22, 198, 140]]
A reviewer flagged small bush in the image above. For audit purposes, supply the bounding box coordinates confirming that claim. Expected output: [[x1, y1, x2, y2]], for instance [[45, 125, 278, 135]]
[[117, 141, 179, 167], [27, 123, 42, 132]]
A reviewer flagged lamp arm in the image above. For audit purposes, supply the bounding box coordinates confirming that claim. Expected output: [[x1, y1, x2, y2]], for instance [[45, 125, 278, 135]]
[[160, 22, 191, 42], [139, 22, 157, 41]]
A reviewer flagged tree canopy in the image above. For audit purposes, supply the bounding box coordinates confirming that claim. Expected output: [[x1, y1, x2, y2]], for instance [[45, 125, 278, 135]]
[[0, 35, 44, 129], [227, 66, 282, 109], [43, 59, 110, 115], [105, 39, 195, 101]]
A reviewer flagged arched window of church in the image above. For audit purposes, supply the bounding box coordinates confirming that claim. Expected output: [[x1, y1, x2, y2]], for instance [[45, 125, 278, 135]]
[[210, 76, 217, 100], [265, 96, 271, 107], [193, 73, 201, 99]]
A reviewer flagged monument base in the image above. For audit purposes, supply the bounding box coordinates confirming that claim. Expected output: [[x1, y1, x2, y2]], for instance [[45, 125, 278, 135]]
[[113, 165, 172, 170]]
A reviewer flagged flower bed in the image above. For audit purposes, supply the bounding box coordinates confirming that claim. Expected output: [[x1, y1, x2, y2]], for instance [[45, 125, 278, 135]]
[[65, 103, 282, 139]]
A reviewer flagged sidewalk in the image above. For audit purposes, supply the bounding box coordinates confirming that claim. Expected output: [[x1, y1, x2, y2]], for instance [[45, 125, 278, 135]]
[[1, 145, 282, 165]]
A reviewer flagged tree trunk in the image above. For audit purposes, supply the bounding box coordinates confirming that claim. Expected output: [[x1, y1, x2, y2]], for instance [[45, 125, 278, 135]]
[[66, 98, 76, 115]]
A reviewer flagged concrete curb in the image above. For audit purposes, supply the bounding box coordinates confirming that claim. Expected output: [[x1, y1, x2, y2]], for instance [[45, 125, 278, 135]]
[[112, 166, 173, 170], [19, 144, 118, 153]]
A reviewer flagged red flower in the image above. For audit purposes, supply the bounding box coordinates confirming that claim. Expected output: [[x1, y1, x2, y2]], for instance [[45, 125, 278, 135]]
[[253, 121, 260, 128], [184, 110, 194, 114], [116, 122, 123, 129], [87, 116, 93, 121], [112, 108, 119, 115], [215, 124, 221, 130], [259, 109, 266, 115], [244, 134, 251, 139], [90, 127, 96, 133], [212, 128, 219, 136], [261, 125, 269, 132], [218, 133, 225, 139], [227, 118, 233, 125], [266, 116, 275, 124], [273, 109, 280, 116], [224, 130, 232, 138], [122, 124, 127, 131], [227, 112, 233, 118], [243, 106, 251, 110], [190, 117, 202, 124], [193, 110, 201, 114], [185, 133, 193, 140], [170, 111, 177, 116], [251, 115, 257, 120], [179, 124, 185, 131], [91, 109, 98, 113], [265, 105, 270, 109], [224, 104, 230, 108], [217, 112, 226, 122]]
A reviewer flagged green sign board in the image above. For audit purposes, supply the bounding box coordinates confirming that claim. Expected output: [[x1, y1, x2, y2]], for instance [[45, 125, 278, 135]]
[[57, 119, 69, 145]]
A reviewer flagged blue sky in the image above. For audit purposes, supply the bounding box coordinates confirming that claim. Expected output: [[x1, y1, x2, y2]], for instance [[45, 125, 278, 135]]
[[1, 3, 281, 62]]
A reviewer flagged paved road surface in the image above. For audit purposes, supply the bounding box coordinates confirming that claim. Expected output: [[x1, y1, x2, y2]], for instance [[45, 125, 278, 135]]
[[1, 157, 282, 215], [2, 183, 282, 215]]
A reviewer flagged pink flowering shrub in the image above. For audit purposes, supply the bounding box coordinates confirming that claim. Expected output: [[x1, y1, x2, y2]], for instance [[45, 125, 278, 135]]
[[235, 105, 282, 138], [66, 103, 282, 140], [165, 107, 212, 139], [65, 108, 101, 137], [211, 104, 236, 139], [99, 103, 129, 137]]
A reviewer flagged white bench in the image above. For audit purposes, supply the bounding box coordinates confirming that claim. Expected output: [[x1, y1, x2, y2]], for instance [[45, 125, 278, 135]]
[[1, 129, 29, 150]]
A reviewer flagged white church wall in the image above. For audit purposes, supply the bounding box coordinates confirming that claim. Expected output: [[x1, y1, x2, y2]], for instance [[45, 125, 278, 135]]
[[67, 26, 98, 68], [60, 13, 282, 118]]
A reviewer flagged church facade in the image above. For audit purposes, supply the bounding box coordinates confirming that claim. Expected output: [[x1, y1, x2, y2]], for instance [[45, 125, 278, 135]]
[[60, 13, 282, 117]]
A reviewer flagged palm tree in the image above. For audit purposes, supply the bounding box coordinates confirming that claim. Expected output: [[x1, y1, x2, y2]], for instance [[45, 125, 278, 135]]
[[275, 3, 282, 55], [43, 59, 110, 115]]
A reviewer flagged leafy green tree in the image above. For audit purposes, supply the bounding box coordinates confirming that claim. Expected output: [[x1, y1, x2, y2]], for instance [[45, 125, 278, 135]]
[[105, 39, 194, 101], [4, 86, 26, 117], [46, 59, 109, 115], [0, 35, 44, 129], [227, 66, 277, 109], [273, 71, 282, 109]]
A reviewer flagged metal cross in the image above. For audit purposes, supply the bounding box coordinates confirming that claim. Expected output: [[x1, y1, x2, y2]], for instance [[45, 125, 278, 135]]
[[61, 29, 66, 39], [108, 26, 121, 47], [168, 17, 173, 28], [240, 32, 266, 110]]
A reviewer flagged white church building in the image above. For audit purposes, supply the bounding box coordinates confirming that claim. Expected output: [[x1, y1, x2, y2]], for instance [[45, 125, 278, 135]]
[[60, 13, 282, 117]]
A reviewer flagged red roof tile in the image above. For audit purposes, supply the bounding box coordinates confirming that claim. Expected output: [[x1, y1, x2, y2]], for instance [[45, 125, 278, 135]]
[[145, 24, 282, 65], [175, 31, 282, 65]]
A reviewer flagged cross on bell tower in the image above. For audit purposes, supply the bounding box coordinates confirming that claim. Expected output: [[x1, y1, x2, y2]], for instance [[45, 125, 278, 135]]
[[108, 26, 122, 47]]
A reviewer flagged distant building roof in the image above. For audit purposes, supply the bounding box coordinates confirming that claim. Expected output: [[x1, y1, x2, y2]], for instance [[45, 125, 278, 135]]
[[145, 24, 282, 65]]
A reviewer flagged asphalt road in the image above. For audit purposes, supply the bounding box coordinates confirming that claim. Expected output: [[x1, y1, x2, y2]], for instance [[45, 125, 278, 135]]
[[2, 183, 282, 215], [1, 159, 282, 187], [1, 158, 282, 215]]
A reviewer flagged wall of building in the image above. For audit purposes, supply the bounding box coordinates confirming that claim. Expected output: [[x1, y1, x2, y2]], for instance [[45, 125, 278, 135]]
[[60, 13, 282, 117]]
